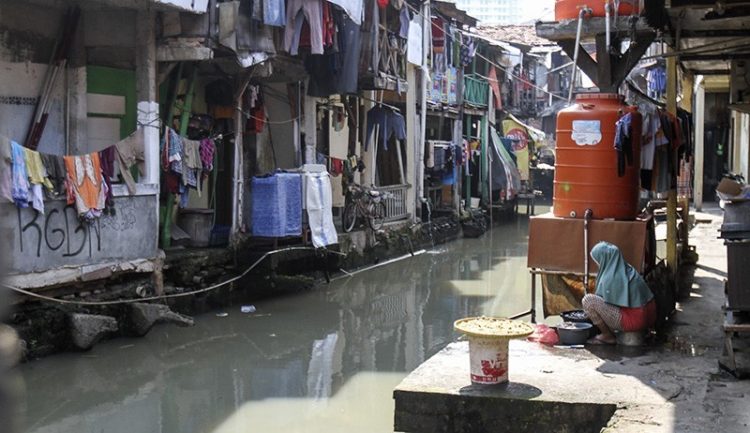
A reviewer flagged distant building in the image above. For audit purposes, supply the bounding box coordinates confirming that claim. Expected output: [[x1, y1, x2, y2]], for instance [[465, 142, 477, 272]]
[[454, 0, 554, 25]]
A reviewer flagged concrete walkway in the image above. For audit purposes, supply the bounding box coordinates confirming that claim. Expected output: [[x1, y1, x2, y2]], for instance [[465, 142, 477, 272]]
[[394, 206, 750, 433]]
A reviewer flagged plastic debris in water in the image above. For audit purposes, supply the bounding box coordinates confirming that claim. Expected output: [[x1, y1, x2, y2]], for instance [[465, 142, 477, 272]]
[[241, 305, 256, 314], [216, 312, 229, 317]]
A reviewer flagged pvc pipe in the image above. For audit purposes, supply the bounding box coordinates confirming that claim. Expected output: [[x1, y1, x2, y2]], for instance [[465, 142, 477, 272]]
[[605, 1, 611, 53], [583, 208, 593, 291], [568, 8, 589, 103], [331, 249, 427, 281]]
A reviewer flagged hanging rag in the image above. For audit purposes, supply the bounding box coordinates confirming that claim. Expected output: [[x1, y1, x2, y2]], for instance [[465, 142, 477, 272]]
[[24, 148, 54, 214], [304, 171, 339, 248], [99, 146, 116, 207], [115, 128, 145, 195], [200, 138, 216, 172], [0, 136, 14, 203], [365, 106, 406, 151], [64, 153, 106, 221], [614, 113, 634, 177], [264, 0, 286, 26], [398, 7, 410, 39], [330, 158, 344, 176], [10, 141, 31, 209], [40, 153, 67, 198], [326, 0, 363, 25], [284, 0, 325, 55], [183, 138, 202, 195]]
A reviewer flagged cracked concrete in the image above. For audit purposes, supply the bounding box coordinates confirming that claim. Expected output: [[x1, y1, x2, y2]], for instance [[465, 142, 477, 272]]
[[394, 205, 750, 433]]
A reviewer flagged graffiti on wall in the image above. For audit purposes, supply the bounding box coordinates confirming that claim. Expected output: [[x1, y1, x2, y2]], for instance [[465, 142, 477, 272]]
[[15, 199, 139, 259]]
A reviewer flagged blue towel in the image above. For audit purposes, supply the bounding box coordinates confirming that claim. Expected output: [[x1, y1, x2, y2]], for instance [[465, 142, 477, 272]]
[[251, 172, 302, 237]]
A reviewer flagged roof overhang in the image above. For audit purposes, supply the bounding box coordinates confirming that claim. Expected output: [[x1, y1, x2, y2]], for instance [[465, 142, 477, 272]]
[[433, 0, 478, 28], [667, 2, 750, 76]]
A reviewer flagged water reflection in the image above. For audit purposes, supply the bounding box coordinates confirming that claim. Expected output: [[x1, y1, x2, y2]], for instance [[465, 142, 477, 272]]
[[19, 214, 543, 433]]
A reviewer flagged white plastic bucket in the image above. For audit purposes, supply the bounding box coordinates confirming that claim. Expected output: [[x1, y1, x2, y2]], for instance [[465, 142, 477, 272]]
[[468, 335, 510, 385]]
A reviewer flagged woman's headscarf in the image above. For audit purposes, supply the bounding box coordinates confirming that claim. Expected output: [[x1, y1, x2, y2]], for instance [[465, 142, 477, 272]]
[[591, 241, 653, 308]]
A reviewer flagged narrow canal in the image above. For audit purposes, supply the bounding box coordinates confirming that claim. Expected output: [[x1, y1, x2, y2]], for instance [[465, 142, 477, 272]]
[[18, 213, 547, 433]]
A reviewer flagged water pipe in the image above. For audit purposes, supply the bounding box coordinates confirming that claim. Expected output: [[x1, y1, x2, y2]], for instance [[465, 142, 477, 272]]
[[583, 208, 593, 291], [568, 7, 592, 103], [605, 1, 611, 53]]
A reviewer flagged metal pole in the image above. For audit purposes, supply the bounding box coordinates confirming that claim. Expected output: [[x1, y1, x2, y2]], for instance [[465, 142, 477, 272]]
[[583, 208, 593, 291]]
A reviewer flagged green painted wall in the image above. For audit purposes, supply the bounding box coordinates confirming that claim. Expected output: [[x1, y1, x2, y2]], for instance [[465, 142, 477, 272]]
[[86, 66, 136, 139]]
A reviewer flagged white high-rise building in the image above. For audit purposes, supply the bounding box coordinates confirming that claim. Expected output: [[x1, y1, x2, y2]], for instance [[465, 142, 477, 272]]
[[454, 0, 555, 25]]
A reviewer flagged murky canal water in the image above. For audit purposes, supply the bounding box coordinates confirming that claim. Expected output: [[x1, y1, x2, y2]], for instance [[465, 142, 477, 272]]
[[18, 213, 549, 433]]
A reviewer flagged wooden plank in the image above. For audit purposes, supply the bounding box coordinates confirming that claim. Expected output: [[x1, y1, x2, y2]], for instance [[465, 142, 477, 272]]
[[724, 323, 750, 332]]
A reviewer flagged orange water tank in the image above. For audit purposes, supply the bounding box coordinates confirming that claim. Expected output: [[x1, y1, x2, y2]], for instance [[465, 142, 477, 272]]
[[553, 93, 641, 220], [555, 0, 640, 21]]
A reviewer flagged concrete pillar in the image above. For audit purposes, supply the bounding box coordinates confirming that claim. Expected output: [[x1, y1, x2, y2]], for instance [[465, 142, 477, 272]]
[[304, 91, 317, 165], [66, 17, 88, 155], [361, 92, 376, 185], [738, 112, 750, 178], [693, 76, 705, 210], [135, 9, 159, 186], [406, 63, 417, 222]]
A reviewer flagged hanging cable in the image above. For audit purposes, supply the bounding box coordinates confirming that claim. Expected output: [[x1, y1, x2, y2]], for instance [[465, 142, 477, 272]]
[[2, 247, 346, 306]]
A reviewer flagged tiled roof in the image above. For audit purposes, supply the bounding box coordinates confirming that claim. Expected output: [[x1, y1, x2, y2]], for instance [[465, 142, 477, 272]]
[[475, 24, 554, 47]]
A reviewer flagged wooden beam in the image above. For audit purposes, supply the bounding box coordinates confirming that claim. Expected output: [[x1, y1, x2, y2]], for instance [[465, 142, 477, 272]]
[[558, 40, 600, 86], [595, 34, 613, 90], [688, 68, 731, 75], [611, 33, 657, 89], [680, 29, 750, 37], [536, 17, 654, 41], [680, 52, 750, 61], [666, 54, 678, 274]]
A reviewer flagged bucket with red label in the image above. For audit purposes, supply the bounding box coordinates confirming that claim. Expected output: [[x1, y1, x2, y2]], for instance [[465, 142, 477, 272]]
[[454, 317, 534, 385]]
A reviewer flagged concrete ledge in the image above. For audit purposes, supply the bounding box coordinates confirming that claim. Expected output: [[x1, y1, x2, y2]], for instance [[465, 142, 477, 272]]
[[5, 257, 160, 291], [394, 341, 677, 433]]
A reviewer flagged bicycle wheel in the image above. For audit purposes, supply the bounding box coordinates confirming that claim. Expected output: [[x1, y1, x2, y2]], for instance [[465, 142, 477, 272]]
[[368, 202, 386, 231], [342, 202, 358, 232]]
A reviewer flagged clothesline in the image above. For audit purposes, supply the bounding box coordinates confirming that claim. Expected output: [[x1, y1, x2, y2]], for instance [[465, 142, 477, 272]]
[[405, 2, 568, 102]]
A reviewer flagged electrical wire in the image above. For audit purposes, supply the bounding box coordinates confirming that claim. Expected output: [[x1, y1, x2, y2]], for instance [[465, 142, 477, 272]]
[[2, 247, 346, 306]]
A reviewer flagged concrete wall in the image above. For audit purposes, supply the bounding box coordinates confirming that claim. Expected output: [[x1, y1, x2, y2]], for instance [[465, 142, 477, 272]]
[[0, 191, 159, 275], [266, 82, 299, 169], [0, 1, 159, 283], [0, 1, 137, 154]]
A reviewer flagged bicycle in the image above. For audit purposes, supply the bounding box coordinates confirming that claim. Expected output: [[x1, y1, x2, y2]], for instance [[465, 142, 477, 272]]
[[341, 184, 391, 232]]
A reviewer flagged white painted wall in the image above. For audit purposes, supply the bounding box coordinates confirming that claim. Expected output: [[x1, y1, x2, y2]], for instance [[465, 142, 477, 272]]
[[265, 82, 298, 169], [0, 61, 68, 154], [739, 112, 750, 179]]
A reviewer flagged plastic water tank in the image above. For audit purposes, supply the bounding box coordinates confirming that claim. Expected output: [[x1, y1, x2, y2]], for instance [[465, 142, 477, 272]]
[[555, 0, 640, 21], [553, 93, 641, 220]]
